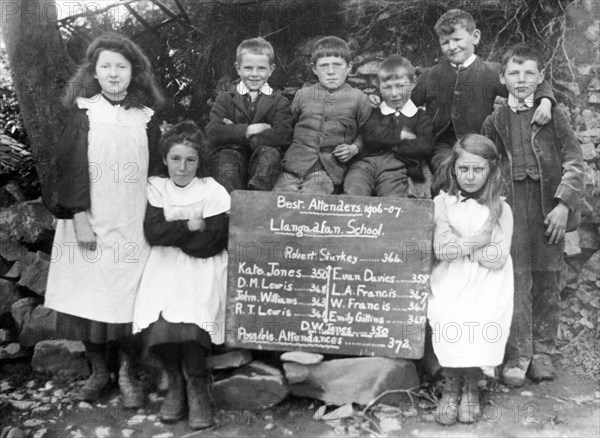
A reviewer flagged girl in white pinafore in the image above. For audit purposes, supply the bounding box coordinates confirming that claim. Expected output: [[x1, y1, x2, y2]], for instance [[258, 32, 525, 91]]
[[428, 134, 514, 426], [133, 122, 229, 430], [44, 33, 163, 407]]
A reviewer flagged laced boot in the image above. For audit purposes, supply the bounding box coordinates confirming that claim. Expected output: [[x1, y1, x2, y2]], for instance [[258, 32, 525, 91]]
[[458, 368, 481, 423], [118, 348, 144, 408], [183, 342, 215, 430], [77, 343, 111, 401], [435, 369, 461, 426]]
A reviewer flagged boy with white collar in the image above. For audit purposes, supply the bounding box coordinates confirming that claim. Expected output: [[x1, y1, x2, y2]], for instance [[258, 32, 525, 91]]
[[206, 37, 292, 192], [482, 44, 584, 387], [344, 55, 433, 198], [410, 9, 555, 190]]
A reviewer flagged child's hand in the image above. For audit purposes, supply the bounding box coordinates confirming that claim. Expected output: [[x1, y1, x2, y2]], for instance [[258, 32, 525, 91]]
[[333, 143, 359, 163], [223, 118, 234, 124], [246, 123, 271, 137], [367, 94, 381, 108], [73, 211, 97, 251], [187, 217, 206, 232], [531, 98, 552, 125], [544, 201, 568, 244], [467, 223, 493, 250], [400, 128, 416, 141]]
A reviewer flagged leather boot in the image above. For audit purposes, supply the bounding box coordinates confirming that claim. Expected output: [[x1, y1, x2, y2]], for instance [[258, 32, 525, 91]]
[[77, 343, 111, 401], [118, 349, 144, 408], [160, 367, 186, 422], [435, 369, 461, 426], [186, 375, 215, 429], [182, 342, 215, 430], [153, 344, 186, 423], [458, 368, 481, 423]]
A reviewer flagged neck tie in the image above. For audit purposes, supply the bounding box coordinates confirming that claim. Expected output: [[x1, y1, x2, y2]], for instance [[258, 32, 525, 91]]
[[249, 91, 259, 103]]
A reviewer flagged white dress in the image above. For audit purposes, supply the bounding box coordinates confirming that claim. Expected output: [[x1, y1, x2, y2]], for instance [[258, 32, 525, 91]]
[[428, 191, 514, 368], [133, 176, 230, 345], [45, 95, 153, 324]]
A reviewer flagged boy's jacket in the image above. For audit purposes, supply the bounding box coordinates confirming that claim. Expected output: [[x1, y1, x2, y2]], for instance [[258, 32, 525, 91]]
[[482, 103, 584, 231]]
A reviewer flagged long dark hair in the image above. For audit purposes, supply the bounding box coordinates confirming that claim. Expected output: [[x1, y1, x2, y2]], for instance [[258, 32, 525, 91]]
[[156, 121, 213, 179], [62, 32, 163, 109], [439, 134, 507, 228]]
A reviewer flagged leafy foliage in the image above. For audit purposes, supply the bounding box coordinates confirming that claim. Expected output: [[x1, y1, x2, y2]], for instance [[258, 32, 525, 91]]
[[0, 49, 39, 198]]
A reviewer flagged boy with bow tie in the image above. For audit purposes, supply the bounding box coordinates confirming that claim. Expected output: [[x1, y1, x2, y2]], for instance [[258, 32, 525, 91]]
[[482, 44, 584, 387]]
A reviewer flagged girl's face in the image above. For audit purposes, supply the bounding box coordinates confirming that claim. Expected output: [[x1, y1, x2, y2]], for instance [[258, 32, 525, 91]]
[[94, 50, 132, 101], [455, 149, 489, 193], [164, 143, 199, 187]]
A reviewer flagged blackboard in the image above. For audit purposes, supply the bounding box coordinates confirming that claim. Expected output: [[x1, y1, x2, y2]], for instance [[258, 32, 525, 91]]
[[225, 191, 434, 359]]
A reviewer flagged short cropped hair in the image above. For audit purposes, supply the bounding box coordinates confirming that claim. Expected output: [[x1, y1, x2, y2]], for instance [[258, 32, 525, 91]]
[[500, 43, 546, 74], [311, 36, 351, 64], [434, 9, 477, 36], [378, 55, 416, 82], [236, 37, 275, 64]]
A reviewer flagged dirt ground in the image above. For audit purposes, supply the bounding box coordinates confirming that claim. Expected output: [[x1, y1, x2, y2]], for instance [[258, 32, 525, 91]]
[[1, 360, 599, 438]]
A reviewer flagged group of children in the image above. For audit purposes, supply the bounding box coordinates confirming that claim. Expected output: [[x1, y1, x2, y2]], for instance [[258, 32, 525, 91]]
[[43, 7, 584, 431]]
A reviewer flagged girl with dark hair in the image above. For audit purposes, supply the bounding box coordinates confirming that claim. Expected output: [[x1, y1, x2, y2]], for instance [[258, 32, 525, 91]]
[[428, 134, 514, 425], [45, 32, 163, 407], [133, 121, 229, 430]]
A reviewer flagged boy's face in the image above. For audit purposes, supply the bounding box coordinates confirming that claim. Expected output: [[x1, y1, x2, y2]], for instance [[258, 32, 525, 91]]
[[439, 25, 480, 66], [500, 58, 544, 101], [235, 52, 275, 92], [313, 56, 351, 90], [379, 68, 414, 110]]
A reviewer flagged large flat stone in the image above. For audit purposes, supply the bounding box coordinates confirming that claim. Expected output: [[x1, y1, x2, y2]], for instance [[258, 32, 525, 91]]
[[31, 340, 89, 377], [212, 361, 288, 409], [284, 357, 419, 406], [280, 351, 324, 365], [206, 349, 252, 370]]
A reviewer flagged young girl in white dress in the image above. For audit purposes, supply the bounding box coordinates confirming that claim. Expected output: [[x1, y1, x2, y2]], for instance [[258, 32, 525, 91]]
[[428, 134, 514, 425], [133, 122, 230, 430], [44, 32, 163, 407]]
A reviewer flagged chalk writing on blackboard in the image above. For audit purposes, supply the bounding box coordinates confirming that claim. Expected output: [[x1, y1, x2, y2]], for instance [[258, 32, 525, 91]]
[[226, 192, 434, 359]]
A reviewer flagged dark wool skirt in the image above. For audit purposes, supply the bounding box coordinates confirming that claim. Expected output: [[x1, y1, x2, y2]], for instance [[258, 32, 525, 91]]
[[142, 314, 212, 350], [56, 311, 132, 344]]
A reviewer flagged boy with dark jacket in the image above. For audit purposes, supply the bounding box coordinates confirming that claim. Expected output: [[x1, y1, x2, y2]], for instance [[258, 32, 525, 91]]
[[482, 44, 584, 387], [206, 37, 292, 192], [344, 55, 433, 198]]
